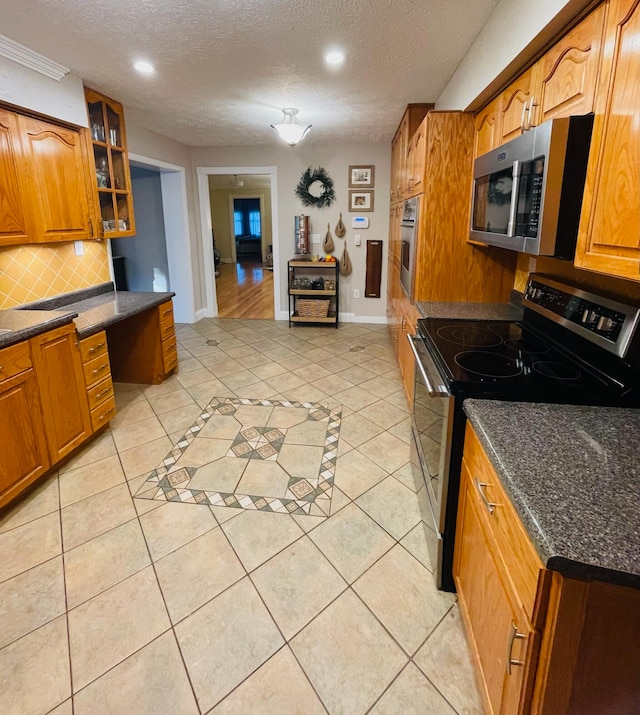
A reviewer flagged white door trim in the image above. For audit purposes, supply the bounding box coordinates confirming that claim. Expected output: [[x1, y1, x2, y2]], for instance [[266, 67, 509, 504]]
[[128, 153, 195, 324], [196, 166, 279, 319]]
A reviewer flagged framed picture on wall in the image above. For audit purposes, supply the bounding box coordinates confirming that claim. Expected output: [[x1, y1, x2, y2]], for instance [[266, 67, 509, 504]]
[[348, 165, 375, 188], [349, 190, 374, 212]]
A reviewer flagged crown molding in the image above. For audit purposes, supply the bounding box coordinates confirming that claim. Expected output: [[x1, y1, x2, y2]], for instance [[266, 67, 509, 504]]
[[0, 34, 69, 81]]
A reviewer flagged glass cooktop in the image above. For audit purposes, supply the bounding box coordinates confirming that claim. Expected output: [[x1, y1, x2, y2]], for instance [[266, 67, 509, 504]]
[[417, 318, 619, 398]]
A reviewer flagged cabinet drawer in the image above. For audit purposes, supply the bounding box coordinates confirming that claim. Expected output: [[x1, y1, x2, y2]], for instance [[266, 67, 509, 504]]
[[79, 331, 108, 363], [0, 341, 32, 382], [159, 318, 175, 342], [83, 351, 112, 389], [86, 376, 114, 411], [163, 342, 178, 374], [158, 301, 174, 325], [90, 395, 116, 431], [463, 424, 543, 618]]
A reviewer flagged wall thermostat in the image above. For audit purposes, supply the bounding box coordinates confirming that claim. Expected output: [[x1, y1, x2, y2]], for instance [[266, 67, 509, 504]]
[[351, 216, 369, 229]]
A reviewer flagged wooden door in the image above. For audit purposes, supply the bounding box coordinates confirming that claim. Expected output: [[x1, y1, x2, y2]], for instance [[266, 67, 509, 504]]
[[31, 325, 91, 462], [534, 5, 606, 125], [0, 108, 31, 245], [454, 462, 535, 714], [499, 66, 538, 144], [474, 95, 502, 157], [574, 0, 640, 281], [0, 365, 49, 507], [18, 115, 91, 242]]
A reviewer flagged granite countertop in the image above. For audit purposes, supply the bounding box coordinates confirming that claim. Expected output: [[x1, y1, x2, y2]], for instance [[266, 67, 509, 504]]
[[464, 399, 640, 589], [0, 309, 78, 349], [416, 301, 523, 321], [0, 283, 176, 347]]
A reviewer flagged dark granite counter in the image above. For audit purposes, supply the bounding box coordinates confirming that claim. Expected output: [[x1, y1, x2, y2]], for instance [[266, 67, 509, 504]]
[[0, 284, 176, 348], [464, 399, 640, 589], [416, 301, 523, 321], [0, 309, 77, 349]]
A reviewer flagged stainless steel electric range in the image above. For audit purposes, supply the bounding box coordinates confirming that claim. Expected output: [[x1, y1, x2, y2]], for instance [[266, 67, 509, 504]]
[[408, 274, 640, 591]]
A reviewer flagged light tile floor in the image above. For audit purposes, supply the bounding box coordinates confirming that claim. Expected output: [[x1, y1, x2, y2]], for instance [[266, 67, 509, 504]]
[[0, 318, 483, 714]]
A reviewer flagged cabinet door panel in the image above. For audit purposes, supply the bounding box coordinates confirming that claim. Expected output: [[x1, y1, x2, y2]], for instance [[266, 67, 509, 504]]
[[31, 325, 91, 462], [575, 0, 640, 280], [18, 115, 90, 242], [536, 6, 605, 123], [499, 67, 537, 143], [474, 95, 501, 157], [0, 109, 30, 245], [0, 369, 49, 504]]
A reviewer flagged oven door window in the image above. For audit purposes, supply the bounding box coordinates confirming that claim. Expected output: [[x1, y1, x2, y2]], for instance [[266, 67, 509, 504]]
[[472, 166, 514, 235]]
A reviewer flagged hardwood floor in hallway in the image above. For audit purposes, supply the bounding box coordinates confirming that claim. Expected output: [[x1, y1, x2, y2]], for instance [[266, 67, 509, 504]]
[[215, 261, 275, 319]]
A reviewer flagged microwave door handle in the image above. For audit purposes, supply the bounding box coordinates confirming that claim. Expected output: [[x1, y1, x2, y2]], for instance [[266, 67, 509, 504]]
[[507, 160, 522, 237], [407, 334, 449, 397]]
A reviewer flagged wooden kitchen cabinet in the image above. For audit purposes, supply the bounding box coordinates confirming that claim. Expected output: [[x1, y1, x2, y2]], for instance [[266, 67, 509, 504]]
[[85, 88, 136, 239], [0, 108, 30, 245], [78, 331, 116, 433], [476, 6, 605, 155], [390, 104, 432, 204], [0, 107, 94, 244], [0, 341, 50, 509], [17, 114, 93, 243], [456, 422, 640, 714], [30, 323, 92, 463], [406, 119, 427, 196], [574, 0, 640, 281]]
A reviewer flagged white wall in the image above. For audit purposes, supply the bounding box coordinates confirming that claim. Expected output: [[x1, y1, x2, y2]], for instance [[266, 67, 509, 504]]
[[191, 142, 391, 321], [0, 58, 88, 126], [436, 0, 594, 110]]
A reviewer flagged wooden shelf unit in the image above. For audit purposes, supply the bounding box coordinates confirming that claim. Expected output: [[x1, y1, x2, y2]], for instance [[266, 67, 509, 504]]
[[287, 259, 339, 328]]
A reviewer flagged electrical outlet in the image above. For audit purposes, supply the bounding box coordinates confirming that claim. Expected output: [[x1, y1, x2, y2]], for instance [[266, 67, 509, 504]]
[[353, 289, 360, 299], [311, 233, 321, 244], [74, 241, 84, 256]]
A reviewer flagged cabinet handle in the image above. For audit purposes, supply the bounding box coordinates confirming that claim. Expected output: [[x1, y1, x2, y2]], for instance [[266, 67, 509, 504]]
[[506, 622, 527, 675], [89, 217, 94, 238], [95, 387, 112, 399], [162, 308, 172, 317], [88, 342, 106, 354], [98, 406, 115, 421], [91, 363, 109, 375], [474, 477, 497, 515], [520, 100, 529, 134], [526, 96, 538, 130]]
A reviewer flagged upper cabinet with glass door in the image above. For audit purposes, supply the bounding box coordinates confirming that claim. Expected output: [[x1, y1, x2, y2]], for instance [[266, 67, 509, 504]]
[[85, 88, 135, 238]]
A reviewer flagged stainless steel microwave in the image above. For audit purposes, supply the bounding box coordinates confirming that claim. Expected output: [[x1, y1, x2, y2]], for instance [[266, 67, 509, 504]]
[[469, 114, 593, 258]]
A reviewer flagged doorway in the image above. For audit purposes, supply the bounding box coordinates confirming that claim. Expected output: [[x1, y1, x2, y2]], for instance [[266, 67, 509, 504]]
[[200, 169, 278, 320], [196, 166, 280, 319]]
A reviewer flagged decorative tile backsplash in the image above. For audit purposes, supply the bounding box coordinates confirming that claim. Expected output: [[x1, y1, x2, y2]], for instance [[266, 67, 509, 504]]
[[0, 241, 111, 308]]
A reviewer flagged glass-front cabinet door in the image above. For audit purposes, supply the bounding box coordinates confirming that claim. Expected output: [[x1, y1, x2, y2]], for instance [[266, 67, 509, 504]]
[[85, 88, 136, 238]]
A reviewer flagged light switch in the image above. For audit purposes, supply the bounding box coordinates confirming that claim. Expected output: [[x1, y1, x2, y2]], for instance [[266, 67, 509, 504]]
[[311, 233, 321, 244], [354, 235, 361, 246]]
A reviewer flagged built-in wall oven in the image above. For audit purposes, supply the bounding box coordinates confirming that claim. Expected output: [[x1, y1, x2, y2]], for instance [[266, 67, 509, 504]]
[[400, 196, 420, 298], [408, 274, 640, 591]]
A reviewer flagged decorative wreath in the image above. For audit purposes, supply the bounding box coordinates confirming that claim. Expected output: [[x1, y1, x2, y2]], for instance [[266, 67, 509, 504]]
[[294, 166, 336, 208]]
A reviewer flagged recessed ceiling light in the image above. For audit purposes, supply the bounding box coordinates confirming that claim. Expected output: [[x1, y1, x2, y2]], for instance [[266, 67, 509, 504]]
[[134, 60, 154, 74], [325, 50, 345, 65]]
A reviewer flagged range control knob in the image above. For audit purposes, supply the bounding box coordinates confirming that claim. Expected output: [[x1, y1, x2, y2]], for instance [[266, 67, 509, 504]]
[[597, 316, 614, 331], [582, 309, 598, 324]]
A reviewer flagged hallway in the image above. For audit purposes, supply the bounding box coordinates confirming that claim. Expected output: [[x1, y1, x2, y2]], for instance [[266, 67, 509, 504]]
[[215, 261, 274, 319]]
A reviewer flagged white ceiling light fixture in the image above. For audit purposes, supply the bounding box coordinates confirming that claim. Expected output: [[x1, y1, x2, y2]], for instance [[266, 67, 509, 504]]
[[0, 33, 69, 81], [134, 60, 155, 74], [325, 50, 345, 65], [270, 108, 311, 147]]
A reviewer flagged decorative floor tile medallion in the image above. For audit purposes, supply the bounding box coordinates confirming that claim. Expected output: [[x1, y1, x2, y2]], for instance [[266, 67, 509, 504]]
[[134, 397, 342, 515]]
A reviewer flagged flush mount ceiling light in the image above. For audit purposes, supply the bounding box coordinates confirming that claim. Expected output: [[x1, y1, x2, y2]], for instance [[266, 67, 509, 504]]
[[134, 60, 154, 74], [270, 108, 311, 147], [0, 33, 69, 81], [325, 50, 345, 65]]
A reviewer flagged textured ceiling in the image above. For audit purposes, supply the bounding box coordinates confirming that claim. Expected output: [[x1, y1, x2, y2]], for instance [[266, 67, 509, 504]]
[[0, 0, 500, 146]]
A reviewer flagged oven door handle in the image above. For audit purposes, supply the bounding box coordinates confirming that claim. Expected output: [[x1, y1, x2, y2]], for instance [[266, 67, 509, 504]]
[[407, 334, 450, 397]]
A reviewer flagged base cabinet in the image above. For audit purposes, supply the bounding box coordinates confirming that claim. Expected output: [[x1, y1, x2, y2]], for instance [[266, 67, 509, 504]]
[[455, 423, 640, 715], [31, 323, 92, 463], [0, 342, 49, 508]]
